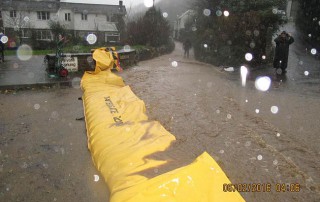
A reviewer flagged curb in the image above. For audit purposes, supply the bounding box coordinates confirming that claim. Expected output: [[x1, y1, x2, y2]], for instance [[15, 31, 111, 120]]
[[0, 80, 73, 91]]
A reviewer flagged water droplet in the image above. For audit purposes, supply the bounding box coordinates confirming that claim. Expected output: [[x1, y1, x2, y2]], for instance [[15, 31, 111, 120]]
[[227, 114, 232, 119], [223, 10, 230, 17], [245, 99, 248, 103], [123, 45, 131, 52], [94, 174, 100, 182], [271, 106, 279, 114], [257, 155, 263, 160], [34, 104, 40, 110], [253, 30, 260, 36], [219, 150, 225, 154], [86, 56, 93, 63], [308, 34, 312, 37], [216, 10, 222, 17], [245, 53, 253, 61], [17, 44, 33, 61], [272, 8, 278, 14], [162, 12, 168, 18], [204, 44, 208, 48], [42, 163, 49, 169], [51, 111, 59, 120], [304, 71, 309, 76], [245, 141, 251, 147], [273, 159, 278, 165], [262, 55, 266, 60], [171, 61, 178, 67], [255, 76, 271, 91], [0, 36, 9, 44], [191, 26, 197, 31], [311, 48, 317, 55], [276, 133, 281, 137], [20, 162, 28, 169], [23, 16, 29, 22], [144, 0, 153, 7], [6, 187, 10, 192], [276, 68, 283, 75], [250, 42, 256, 48], [73, 45, 80, 52], [299, 60, 303, 65], [255, 109, 260, 114], [245, 30, 252, 36], [241, 66, 248, 87], [203, 9, 211, 16], [71, 77, 81, 89], [86, 33, 97, 45], [13, 63, 19, 68], [216, 109, 220, 114]]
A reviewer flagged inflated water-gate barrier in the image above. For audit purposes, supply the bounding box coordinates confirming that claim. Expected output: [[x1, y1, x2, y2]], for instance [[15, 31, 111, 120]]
[[81, 48, 245, 202]]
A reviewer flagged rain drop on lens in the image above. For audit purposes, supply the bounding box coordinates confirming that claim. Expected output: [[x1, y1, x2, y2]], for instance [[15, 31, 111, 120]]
[[144, 0, 153, 8], [272, 8, 278, 14], [162, 12, 168, 18], [240, 66, 248, 87], [255, 76, 271, 92], [257, 155, 263, 160], [34, 104, 40, 110], [0, 35, 8, 44], [255, 109, 260, 114], [204, 44, 208, 48], [24, 16, 30, 22], [171, 61, 178, 67], [71, 77, 81, 89], [123, 45, 131, 52], [262, 55, 266, 60], [227, 114, 232, 119], [245, 53, 253, 61], [94, 175, 100, 182], [86, 34, 97, 45], [311, 48, 317, 55], [216, 10, 222, 17], [273, 160, 278, 165], [17, 44, 33, 61], [276, 133, 281, 137], [223, 11, 230, 17], [304, 71, 309, 76], [203, 9, 211, 16], [271, 106, 279, 114]]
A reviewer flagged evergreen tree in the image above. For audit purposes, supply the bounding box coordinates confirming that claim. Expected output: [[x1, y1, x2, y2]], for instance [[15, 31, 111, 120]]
[[191, 0, 286, 66], [296, 0, 320, 46]]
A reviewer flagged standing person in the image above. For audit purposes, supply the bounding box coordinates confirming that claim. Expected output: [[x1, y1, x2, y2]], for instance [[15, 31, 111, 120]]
[[273, 31, 294, 74], [183, 38, 191, 58], [0, 30, 5, 62]]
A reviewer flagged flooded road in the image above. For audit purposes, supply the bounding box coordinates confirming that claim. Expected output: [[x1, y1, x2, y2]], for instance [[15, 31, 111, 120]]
[[120, 42, 320, 202]]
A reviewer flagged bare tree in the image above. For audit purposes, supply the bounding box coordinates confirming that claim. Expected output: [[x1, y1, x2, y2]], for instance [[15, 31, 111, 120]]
[[3, 10, 31, 45]]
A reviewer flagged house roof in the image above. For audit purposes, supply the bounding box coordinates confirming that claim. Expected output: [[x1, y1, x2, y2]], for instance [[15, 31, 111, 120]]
[[0, 0, 60, 12], [0, 0, 126, 15]]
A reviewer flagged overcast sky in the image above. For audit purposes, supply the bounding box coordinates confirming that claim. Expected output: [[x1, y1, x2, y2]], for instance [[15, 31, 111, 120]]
[[61, 0, 147, 7]]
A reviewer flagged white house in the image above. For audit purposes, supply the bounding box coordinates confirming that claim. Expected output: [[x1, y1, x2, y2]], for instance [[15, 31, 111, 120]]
[[0, 0, 126, 47], [173, 10, 195, 40]]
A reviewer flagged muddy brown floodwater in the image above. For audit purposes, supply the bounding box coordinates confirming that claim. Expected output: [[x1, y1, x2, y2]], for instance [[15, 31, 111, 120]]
[[1, 42, 320, 202]]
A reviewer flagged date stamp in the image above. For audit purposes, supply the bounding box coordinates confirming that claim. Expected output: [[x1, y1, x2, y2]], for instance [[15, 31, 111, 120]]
[[223, 183, 300, 193]]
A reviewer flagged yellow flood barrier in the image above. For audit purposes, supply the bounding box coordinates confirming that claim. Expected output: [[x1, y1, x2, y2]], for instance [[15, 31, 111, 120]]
[[81, 48, 245, 202]]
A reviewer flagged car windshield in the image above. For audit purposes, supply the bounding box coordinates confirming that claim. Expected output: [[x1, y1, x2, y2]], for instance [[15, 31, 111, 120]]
[[0, 0, 319, 202]]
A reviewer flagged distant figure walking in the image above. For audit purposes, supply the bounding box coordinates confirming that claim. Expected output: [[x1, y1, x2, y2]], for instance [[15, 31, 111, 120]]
[[183, 38, 191, 58], [273, 31, 294, 74], [0, 30, 5, 62]]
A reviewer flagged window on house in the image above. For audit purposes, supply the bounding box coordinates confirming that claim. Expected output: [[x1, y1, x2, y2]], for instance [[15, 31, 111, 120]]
[[65, 13, 71, 21], [37, 30, 53, 40], [105, 33, 120, 43], [37, 11, 50, 20], [81, 14, 87, 21], [21, 29, 31, 38], [10, 10, 17, 18]]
